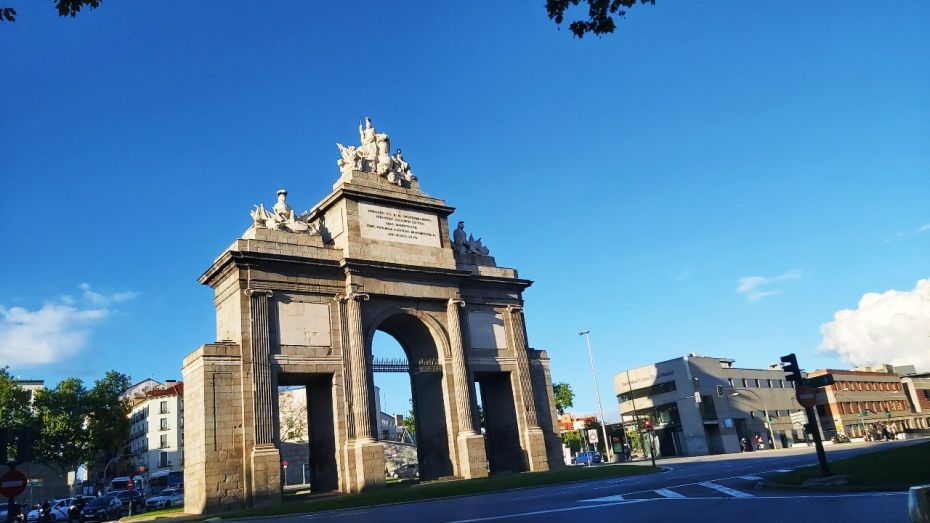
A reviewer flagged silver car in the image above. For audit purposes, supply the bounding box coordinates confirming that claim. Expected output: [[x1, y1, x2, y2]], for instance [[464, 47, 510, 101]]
[[145, 488, 184, 509]]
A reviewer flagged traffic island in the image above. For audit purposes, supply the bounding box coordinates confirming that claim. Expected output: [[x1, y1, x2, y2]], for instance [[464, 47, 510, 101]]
[[764, 441, 930, 492]]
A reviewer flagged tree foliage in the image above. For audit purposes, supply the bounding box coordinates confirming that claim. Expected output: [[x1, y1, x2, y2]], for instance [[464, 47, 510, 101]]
[[33, 377, 91, 475], [546, 0, 655, 38], [0, 367, 35, 462], [86, 370, 132, 462], [279, 390, 308, 442], [0, 0, 101, 23], [552, 382, 575, 415], [401, 400, 416, 435]]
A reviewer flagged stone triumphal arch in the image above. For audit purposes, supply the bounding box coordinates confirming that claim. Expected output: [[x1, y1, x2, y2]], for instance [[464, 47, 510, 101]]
[[182, 120, 563, 514]]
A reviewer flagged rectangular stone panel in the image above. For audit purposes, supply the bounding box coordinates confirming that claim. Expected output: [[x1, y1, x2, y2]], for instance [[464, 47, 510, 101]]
[[358, 202, 441, 248], [467, 311, 507, 350], [277, 301, 332, 346]]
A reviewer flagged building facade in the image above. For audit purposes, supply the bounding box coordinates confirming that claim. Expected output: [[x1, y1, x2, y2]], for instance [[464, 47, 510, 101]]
[[901, 372, 930, 428], [129, 381, 184, 474], [613, 355, 804, 456], [809, 367, 925, 437]]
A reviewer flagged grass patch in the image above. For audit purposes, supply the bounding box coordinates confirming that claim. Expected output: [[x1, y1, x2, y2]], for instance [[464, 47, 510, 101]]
[[122, 506, 184, 520], [769, 442, 930, 488], [224, 464, 658, 519]]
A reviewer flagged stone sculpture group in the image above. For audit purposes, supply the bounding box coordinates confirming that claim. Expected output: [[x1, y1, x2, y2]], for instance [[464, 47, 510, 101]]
[[250, 189, 318, 234], [453, 221, 490, 256], [337, 117, 417, 187]]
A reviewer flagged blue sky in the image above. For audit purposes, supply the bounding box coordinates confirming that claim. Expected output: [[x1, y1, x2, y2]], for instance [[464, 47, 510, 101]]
[[1, 1, 928, 421]]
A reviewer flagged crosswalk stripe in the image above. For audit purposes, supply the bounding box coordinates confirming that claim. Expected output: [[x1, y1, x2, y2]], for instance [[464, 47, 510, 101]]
[[655, 489, 686, 498], [699, 481, 754, 498], [738, 475, 762, 480], [578, 495, 624, 503]]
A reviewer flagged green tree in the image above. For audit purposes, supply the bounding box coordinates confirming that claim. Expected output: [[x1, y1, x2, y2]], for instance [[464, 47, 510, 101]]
[[33, 377, 91, 476], [401, 400, 416, 435], [86, 371, 132, 465], [546, 0, 656, 38], [0, 367, 35, 462], [1, 0, 101, 23], [553, 382, 575, 415], [560, 430, 582, 454]]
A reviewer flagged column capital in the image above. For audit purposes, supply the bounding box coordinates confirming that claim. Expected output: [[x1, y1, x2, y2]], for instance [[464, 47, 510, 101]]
[[448, 298, 465, 308], [506, 304, 524, 313], [347, 292, 370, 302], [244, 289, 273, 298]]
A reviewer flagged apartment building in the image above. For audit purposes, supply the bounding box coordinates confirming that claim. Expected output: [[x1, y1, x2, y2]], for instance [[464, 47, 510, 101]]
[[808, 367, 914, 437], [128, 381, 184, 473]]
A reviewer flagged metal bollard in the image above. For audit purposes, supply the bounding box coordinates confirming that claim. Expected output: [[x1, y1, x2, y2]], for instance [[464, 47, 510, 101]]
[[909, 484, 930, 523]]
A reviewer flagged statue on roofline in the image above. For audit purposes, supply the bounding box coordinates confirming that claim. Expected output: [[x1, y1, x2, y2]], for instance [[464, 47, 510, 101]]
[[250, 189, 318, 234], [336, 117, 418, 187]]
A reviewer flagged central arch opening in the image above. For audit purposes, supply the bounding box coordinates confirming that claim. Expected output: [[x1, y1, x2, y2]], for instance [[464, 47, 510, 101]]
[[370, 312, 454, 481]]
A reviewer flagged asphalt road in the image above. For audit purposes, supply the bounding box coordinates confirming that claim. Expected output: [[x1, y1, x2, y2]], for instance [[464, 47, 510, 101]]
[[252, 439, 922, 523]]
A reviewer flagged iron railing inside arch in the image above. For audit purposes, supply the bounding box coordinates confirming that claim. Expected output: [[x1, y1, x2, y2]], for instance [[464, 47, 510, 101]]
[[370, 356, 441, 374]]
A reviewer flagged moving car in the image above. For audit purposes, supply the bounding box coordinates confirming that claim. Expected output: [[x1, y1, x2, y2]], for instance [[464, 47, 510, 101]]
[[26, 499, 69, 522], [144, 488, 184, 509], [574, 451, 601, 465], [390, 463, 419, 479], [79, 495, 123, 522], [113, 490, 145, 514]]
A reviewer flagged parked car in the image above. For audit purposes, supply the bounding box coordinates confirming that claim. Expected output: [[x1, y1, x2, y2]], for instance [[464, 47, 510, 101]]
[[391, 463, 419, 479], [145, 488, 184, 510], [26, 498, 69, 522], [79, 495, 123, 522], [574, 451, 602, 465]]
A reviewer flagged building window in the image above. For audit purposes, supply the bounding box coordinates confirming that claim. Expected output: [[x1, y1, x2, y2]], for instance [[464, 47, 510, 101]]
[[160, 418, 168, 431], [160, 401, 168, 414], [160, 434, 168, 449], [159, 452, 169, 468], [923, 390, 930, 400], [754, 379, 761, 388], [741, 378, 749, 388], [617, 380, 677, 403], [727, 378, 734, 387]]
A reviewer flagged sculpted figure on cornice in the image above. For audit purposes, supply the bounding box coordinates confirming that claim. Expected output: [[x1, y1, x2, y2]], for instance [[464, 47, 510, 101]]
[[250, 189, 319, 234], [336, 117, 418, 187], [452, 221, 490, 256]]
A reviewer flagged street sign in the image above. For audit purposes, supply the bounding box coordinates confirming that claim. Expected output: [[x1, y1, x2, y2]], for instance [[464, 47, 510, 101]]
[[804, 375, 835, 388], [588, 429, 599, 444], [282, 460, 289, 468], [796, 385, 817, 408], [0, 469, 27, 498]]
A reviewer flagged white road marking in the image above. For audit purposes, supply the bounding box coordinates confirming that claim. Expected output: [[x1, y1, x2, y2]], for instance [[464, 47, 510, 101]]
[[448, 500, 648, 522], [698, 481, 754, 498], [738, 475, 763, 480], [655, 488, 686, 498], [578, 494, 624, 503]]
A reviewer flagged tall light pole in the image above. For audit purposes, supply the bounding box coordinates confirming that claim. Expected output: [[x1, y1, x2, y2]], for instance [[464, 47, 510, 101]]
[[578, 331, 613, 462]]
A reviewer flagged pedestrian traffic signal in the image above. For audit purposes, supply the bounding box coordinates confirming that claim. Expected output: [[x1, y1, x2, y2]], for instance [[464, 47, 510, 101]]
[[643, 420, 653, 431], [780, 353, 802, 383], [715, 385, 724, 398]]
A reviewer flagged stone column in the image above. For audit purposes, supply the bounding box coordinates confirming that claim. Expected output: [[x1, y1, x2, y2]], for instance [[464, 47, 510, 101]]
[[447, 299, 489, 479], [245, 289, 282, 505], [506, 304, 549, 472], [344, 292, 385, 490]]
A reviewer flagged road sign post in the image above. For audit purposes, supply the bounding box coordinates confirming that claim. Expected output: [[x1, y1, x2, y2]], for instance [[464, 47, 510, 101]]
[[3, 468, 28, 523], [282, 460, 288, 487]]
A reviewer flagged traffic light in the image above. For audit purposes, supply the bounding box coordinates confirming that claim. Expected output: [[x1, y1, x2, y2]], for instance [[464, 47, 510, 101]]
[[715, 385, 724, 398], [780, 353, 802, 383], [643, 420, 653, 431]]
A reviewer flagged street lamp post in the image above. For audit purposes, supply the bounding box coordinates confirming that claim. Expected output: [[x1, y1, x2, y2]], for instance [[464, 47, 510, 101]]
[[729, 389, 776, 450], [578, 331, 613, 462]]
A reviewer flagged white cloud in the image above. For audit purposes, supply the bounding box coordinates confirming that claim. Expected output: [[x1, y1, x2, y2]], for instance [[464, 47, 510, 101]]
[[885, 223, 930, 242], [0, 284, 135, 367], [736, 270, 802, 302], [820, 278, 930, 372]]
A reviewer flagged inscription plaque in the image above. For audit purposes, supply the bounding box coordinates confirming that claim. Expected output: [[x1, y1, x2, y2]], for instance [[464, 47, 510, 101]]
[[358, 202, 441, 247]]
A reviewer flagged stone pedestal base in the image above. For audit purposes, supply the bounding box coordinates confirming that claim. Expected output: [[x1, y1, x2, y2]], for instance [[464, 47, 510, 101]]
[[354, 440, 386, 491], [456, 432, 489, 479], [250, 445, 282, 507], [544, 432, 566, 470], [524, 428, 550, 472]]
